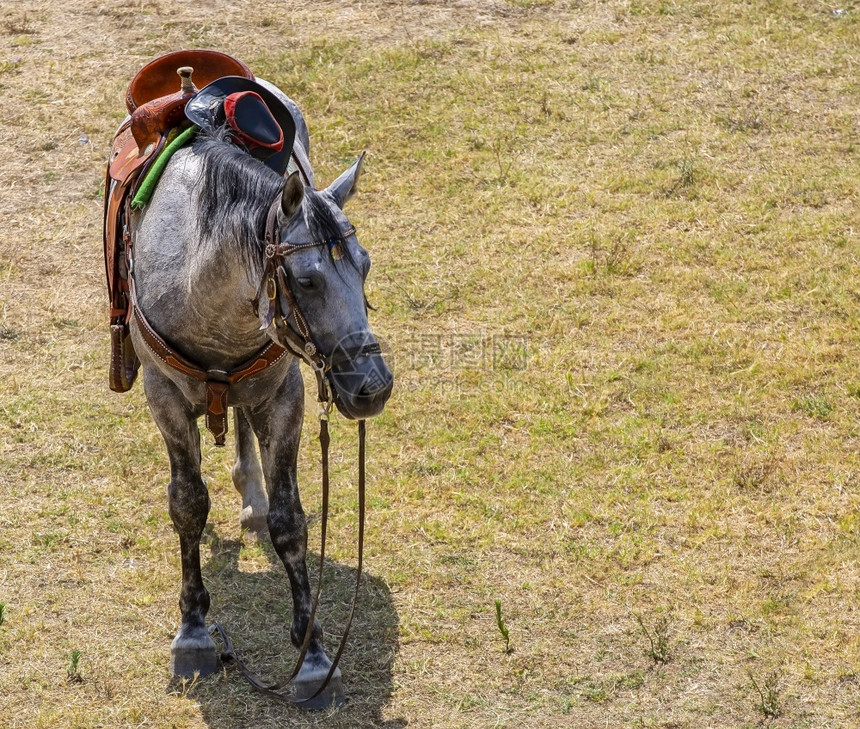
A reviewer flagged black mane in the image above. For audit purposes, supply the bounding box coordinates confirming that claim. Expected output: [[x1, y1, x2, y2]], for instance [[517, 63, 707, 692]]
[[193, 125, 355, 268], [193, 124, 281, 257]]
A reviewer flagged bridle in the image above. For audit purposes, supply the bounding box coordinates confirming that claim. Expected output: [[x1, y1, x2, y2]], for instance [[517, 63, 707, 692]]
[[257, 194, 381, 409], [207, 191, 381, 708]]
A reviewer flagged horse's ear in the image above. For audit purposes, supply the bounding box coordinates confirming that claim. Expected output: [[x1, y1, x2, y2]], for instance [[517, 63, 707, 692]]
[[325, 152, 365, 209], [279, 171, 304, 221]]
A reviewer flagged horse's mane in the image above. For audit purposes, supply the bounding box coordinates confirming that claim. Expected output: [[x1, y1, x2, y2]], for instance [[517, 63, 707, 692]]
[[192, 125, 354, 268], [193, 124, 281, 258]]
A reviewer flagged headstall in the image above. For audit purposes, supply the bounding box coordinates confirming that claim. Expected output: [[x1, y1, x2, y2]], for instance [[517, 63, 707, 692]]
[[258, 194, 380, 410]]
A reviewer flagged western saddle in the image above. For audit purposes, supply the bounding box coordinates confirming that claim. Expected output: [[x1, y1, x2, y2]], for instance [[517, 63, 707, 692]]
[[104, 50, 258, 393]]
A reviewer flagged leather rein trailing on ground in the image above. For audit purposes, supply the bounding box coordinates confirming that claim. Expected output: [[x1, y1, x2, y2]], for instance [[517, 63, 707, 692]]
[[128, 187, 372, 706], [210, 417, 366, 708]]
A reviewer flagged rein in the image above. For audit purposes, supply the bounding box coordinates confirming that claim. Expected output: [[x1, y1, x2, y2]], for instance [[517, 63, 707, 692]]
[[210, 418, 366, 709]]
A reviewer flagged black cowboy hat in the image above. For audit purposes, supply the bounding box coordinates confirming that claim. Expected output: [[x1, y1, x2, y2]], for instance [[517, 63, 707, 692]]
[[185, 76, 297, 176]]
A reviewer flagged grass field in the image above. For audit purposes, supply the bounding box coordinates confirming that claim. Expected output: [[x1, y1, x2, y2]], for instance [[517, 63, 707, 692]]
[[1, 0, 859, 727]]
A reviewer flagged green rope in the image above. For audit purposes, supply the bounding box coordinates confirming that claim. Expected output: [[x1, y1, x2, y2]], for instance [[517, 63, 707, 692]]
[[130, 124, 198, 210]]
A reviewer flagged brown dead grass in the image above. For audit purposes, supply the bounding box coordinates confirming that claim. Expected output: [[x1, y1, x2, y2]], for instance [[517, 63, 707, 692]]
[[2, 0, 860, 728]]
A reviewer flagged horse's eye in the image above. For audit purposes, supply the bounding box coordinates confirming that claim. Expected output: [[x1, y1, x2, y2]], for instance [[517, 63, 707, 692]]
[[293, 272, 325, 293]]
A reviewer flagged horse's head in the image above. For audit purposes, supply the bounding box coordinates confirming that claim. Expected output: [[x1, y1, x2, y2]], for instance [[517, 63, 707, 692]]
[[263, 156, 393, 419]]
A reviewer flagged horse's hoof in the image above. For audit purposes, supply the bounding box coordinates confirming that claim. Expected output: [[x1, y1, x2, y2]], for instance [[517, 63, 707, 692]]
[[170, 626, 218, 678], [239, 506, 269, 538], [293, 660, 345, 710]]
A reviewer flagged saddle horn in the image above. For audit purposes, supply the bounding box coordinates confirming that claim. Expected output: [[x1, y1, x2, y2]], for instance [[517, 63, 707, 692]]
[[129, 64, 199, 151], [177, 66, 196, 94]]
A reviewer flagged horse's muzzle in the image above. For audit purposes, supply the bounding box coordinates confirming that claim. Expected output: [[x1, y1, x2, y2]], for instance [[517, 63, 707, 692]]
[[328, 351, 393, 419]]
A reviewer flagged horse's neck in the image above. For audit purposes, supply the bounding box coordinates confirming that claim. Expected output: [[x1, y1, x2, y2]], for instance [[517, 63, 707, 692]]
[[133, 155, 269, 368], [186, 252, 262, 342]]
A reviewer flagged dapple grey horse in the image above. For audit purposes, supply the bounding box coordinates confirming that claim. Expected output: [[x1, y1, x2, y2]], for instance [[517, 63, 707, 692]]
[[127, 81, 393, 703]]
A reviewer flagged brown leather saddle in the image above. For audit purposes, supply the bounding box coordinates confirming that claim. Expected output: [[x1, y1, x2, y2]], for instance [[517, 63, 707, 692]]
[[104, 50, 256, 392]]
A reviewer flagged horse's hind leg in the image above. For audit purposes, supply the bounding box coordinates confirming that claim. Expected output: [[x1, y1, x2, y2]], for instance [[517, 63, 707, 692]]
[[232, 407, 269, 536], [142, 368, 218, 678]]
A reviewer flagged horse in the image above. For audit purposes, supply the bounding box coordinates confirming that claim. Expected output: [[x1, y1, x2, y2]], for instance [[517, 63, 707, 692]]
[[125, 79, 393, 706]]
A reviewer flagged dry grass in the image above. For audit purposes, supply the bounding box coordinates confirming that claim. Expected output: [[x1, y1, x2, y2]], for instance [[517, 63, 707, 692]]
[[1, 0, 860, 727]]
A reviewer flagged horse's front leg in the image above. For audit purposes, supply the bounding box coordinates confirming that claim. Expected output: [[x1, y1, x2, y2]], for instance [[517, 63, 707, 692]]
[[142, 368, 218, 678], [244, 365, 343, 703]]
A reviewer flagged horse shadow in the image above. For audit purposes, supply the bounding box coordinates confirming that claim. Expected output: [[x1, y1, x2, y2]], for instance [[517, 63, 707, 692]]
[[184, 530, 405, 728]]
